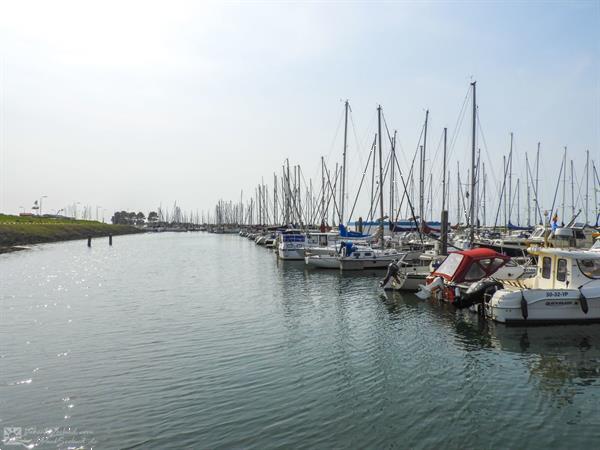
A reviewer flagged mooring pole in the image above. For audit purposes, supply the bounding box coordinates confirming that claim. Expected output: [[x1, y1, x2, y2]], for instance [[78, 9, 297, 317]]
[[87, 237, 92, 247], [109, 234, 113, 246]]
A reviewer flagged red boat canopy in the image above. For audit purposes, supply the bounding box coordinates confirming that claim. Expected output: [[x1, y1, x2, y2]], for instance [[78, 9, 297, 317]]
[[432, 248, 510, 283]]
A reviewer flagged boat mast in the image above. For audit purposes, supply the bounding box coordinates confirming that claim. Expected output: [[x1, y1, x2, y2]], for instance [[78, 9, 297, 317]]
[[456, 161, 460, 225], [562, 146, 567, 224], [321, 157, 325, 224], [535, 142, 540, 224], [586, 149, 590, 224], [419, 110, 429, 229], [469, 81, 476, 246], [594, 161, 599, 225], [377, 105, 385, 249], [390, 130, 396, 223], [503, 155, 507, 228], [273, 173, 279, 225], [442, 127, 447, 214], [482, 162, 486, 227], [571, 159, 575, 219], [516, 178, 520, 227], [340, 100, 349, 226], [508, 132, 513, 226], [526, 153, 531, 227]]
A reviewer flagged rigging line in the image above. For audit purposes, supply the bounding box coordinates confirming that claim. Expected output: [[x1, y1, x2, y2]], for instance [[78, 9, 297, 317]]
[[347, 136, 377, 226], [323, 164, 342, 224], [445, 85, 471, 164], [391, 147, 424, 243], [428, 128, 449, 202], [475, 110, 500, 192], [363, 149, 394, 227], [550, 156, 566, 218], [493, 151, 511, 228], [348, 105, 367, 172], [346, 110, 377, 199], [525, 155, 544, 224]]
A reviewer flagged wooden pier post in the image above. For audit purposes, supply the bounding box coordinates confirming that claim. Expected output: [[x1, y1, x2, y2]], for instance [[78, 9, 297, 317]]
[[109, 234, 113, 246], [87, 236, 92, 247]]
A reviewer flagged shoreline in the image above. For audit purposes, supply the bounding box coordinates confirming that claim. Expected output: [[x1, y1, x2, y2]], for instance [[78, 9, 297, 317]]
[[0, 222, 144, 253]]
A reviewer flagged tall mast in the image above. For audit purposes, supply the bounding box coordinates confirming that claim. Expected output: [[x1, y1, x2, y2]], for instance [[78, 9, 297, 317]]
[[377, 105, 385, 249], [535, 142, 540, 223], [469, 81, 476, 246], [594, 161, 599, 225], [390, 130, 397, 222], [516, 178, 520, 227], [321, 156, 325, 224], [456, 161, 460, 224], [526, 153, 531, 227], [442, 127, 448, 214], [508, 132, 513, 226], [586, 149, 590, 224], [562, 146, 567, 223], [340, 100, 349, 225], [482, 163, 486, 227], [274, 173, 278, 225], [570, 159, 575, 218], [419, 110, 429, 228], [503, 155, 507, 228]]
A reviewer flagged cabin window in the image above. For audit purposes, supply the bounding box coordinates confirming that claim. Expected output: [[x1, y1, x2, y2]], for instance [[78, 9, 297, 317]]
[[479, 257, 506, 274], [364, 252, 372, 257], [435, 253, 463, 278], [575, 230, 585, 240], [577, 259, 600, 279], [542, 257, 552, 279], [464, 263, 486, 281], [556, 259, 568, 282]]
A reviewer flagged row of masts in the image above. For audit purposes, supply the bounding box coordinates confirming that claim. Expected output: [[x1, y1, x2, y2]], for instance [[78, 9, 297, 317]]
[[208, 82, 597, 243]]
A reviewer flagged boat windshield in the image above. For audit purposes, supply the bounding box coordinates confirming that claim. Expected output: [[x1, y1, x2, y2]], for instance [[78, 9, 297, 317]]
[[577, 259, 600, 279], [591, 239, 600, 251], [435, 253, 463, 278]]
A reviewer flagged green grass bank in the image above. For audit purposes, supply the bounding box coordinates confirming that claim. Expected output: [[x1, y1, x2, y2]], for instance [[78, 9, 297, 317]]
[[0, 214, 144, 252]]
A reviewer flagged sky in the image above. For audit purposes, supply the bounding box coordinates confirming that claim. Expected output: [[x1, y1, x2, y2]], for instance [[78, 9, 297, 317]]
[[0, 0, 598, 224]]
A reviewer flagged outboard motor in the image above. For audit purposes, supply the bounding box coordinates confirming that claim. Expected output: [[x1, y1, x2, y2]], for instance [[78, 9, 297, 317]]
[[380, 260, 400, 288], [453, 278, 504, 309]]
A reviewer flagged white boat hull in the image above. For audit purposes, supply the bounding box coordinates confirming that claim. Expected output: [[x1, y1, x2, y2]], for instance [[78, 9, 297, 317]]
[[305, 255, 340, 269], [339, 255, 397, 270], [486, 288, 600, 324], [278, 247, 305, 260]]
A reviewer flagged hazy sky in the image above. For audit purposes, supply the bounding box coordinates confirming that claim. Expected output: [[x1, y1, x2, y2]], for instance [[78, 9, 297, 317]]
[[1, 0, 598, 224]]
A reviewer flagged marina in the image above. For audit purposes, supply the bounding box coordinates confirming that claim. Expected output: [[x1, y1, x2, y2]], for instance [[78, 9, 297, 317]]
[[2, 1, 599, 448]]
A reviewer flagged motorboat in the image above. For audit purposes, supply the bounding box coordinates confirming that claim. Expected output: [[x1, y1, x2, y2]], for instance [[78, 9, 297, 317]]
[[485, 247, 600, 324], [416, 248, 532, 305], [381, 252, 446, 291]]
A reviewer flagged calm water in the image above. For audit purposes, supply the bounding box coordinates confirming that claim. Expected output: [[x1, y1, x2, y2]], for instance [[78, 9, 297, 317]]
[[2, 233, 600, 449]]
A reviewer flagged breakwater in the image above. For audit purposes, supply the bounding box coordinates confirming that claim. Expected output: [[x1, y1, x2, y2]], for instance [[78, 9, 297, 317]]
[[0, 215, 143, 252]]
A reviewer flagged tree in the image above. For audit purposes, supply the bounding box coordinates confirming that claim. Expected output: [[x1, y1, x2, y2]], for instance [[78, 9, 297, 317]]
[[148, 211, 159, 222]]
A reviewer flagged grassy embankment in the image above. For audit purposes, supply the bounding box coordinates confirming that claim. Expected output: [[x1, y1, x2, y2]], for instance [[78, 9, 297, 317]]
[[0, 214, 144, 252]]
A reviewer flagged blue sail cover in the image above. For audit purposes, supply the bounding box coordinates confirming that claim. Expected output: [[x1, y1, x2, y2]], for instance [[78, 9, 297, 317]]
[[507, 222, 533, 231], [339, 223, 372, 238], [348, 220, 441, 233]]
